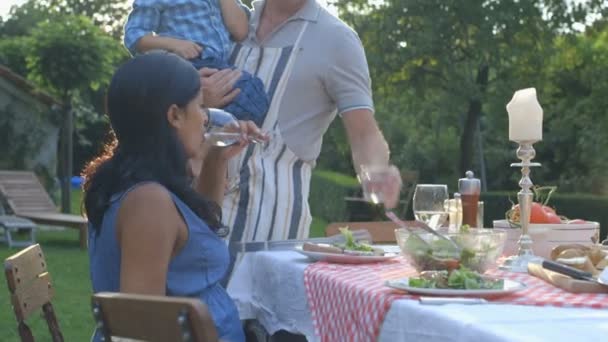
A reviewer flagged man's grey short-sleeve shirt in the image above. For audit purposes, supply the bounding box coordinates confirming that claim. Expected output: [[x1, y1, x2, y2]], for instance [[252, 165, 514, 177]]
[[245, 0, 374, 162]]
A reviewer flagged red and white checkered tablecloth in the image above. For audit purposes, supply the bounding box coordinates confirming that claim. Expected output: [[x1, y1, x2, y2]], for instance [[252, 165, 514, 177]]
[[303, 257, 608, 342]]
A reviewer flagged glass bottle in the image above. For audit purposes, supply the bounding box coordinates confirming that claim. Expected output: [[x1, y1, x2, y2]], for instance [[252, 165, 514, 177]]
[[458, 171, 481, 227], [447, 193, 463, 233]]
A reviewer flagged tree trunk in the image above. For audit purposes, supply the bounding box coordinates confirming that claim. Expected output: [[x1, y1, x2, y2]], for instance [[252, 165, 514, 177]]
[[459, 65, 489, 176], [60, 98, 72, 213]]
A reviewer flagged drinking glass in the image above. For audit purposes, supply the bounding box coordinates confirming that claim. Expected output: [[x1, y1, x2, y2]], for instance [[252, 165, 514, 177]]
[[413, 184, 449, 230], [358, 164, 401, 209], [203, 108, 266, 147]]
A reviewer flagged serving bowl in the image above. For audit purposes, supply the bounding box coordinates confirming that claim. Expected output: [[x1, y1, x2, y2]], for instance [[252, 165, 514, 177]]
[[395, 227, 507, 273]]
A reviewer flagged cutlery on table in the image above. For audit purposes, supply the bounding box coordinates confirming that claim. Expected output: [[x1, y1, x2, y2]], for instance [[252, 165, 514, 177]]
[[541, 259, 608, 286], [419, 297, 488, 305]]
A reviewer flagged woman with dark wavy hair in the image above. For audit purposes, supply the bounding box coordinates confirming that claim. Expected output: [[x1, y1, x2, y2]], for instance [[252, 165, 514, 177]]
[[84, 51, 263, 342]]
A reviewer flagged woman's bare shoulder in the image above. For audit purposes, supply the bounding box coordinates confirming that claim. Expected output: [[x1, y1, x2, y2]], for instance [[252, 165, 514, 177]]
[[117, 182, 180, 227]]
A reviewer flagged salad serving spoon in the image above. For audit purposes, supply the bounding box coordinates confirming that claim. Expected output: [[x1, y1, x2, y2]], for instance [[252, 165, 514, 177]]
[[385, 210, 461, 252]]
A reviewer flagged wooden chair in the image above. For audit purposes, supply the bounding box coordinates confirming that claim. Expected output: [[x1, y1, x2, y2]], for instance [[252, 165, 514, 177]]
[[4, 244, 64, 342], [325, 221, 399, 243], [325, 220, 428, 244], [0, 170, 87, 249], [92, 292, 219, 342]]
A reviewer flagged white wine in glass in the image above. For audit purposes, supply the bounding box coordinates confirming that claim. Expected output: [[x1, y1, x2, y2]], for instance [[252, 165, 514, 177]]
[[413, 184, 449, 230]]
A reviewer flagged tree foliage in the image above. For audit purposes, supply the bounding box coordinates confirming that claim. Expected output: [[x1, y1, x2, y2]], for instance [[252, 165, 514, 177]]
[[321, 0, 608, 193], [0, 0, 129, 38], [27, 15, 122, 99]]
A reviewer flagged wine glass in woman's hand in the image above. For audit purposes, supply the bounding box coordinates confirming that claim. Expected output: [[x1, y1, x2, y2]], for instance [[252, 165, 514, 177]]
[[203, 108, 268, 147]]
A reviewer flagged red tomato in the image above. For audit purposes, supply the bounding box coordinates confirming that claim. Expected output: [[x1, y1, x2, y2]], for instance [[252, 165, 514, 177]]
[[542, 205, 557, 215], [544, 212, 562, 224], [529, 202, 548, 223], [511, 202, 560, 224]]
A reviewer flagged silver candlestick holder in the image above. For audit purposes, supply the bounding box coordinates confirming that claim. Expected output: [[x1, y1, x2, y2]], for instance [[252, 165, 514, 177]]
[[502, 141, 543, 272]]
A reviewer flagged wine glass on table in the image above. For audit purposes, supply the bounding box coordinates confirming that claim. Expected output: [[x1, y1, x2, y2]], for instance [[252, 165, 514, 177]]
[[413, 184, 449, 230], [203, 108, 267, 147]]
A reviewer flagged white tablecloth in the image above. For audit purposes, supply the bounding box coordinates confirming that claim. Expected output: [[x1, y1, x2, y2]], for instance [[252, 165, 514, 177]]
[[227, 251, 608, 342]]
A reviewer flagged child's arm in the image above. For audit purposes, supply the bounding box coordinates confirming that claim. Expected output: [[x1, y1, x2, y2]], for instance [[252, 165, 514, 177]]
[[138, 36, 202, 59], [124, 0, 202, 59], [220, 0, 249, 42]]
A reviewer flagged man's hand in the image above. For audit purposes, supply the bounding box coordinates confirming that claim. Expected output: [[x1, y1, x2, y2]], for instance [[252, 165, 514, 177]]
[[167, 38, 203, 59], [199, 68, 242, 108]]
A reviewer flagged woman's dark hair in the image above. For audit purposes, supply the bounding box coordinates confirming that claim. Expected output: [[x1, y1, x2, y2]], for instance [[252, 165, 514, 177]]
[[83, 52, 221, 231]]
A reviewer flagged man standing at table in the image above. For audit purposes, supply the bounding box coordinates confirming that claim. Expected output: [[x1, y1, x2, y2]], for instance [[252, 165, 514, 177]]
[[202, 0, 400, 277]]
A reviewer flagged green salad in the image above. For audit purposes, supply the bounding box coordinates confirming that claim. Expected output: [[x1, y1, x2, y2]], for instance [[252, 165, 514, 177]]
[[333, 227, 374, 252], [332, 227, 381, 255], [403, 230, 498, 273], [409, 267, 504, 290]]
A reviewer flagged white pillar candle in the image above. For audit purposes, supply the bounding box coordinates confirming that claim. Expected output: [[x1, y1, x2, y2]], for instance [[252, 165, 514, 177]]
[[506, 88, 543, 142]]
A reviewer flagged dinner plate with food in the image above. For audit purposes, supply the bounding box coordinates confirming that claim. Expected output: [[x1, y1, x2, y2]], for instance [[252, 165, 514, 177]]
[[296, 228, 398, 264], [385, 267, 526, 298]]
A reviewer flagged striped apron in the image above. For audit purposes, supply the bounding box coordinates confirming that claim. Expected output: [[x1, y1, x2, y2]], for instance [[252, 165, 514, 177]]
[[222, 23, 311, 280]]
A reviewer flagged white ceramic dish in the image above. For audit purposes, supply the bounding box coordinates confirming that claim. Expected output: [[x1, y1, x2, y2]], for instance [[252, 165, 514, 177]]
[[385, 277, 526, 298], [295, 245, 397, 264], [493, 219, 600, 258]]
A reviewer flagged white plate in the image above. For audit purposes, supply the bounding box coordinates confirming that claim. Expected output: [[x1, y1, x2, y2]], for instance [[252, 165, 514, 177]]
[[295, 246, 397, 264], [385, 277, 526, 298], [493, 219, 599, 232]]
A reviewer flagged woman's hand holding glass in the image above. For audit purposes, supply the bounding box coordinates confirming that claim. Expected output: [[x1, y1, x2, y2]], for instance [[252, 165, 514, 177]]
[[202, 108, 269, 160]]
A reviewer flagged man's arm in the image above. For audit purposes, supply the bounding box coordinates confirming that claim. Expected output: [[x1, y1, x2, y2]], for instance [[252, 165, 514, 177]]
[[343, 109, 401, 209], [341, 109, 390, 174], [219, 0, 249, 42], [327, 28, 401, 208]]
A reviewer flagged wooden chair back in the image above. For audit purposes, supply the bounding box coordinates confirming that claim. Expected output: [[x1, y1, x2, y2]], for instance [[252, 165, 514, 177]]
[[4, 244, 64, 342], [92, 292, 219, 342], [0, 171, 58, 215], [325, 221, 399, 243], [325, 220, 428, 243]]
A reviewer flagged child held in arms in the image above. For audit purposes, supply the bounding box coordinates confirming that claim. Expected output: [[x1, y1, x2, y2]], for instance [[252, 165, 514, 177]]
[[124, 0, 269, 126]]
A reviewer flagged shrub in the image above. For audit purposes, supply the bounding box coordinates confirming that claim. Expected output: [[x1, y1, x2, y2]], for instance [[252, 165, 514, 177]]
[[309, 169, 359, 224]]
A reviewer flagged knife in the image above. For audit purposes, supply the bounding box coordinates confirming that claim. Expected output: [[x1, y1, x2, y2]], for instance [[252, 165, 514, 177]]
[[419, 297, 488, 305], [541, 259, 603, 284]]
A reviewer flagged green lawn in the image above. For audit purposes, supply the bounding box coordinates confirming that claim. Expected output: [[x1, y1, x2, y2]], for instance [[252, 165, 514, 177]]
[[1, 191, 93, 341], [0, 190, 329, 340]]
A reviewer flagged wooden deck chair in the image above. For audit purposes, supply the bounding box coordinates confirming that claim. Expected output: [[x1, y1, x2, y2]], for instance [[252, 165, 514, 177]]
[[0, 202, 38, 248], [92, 292, 219, 342], [0, 170, 87, 249], [4, 244, 64, 342]]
